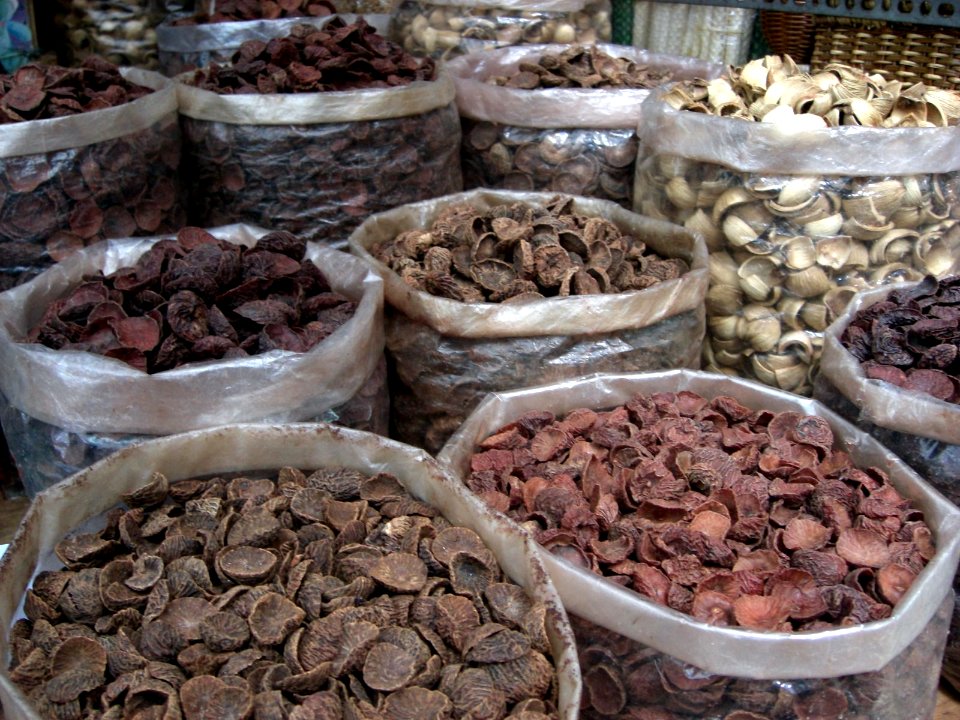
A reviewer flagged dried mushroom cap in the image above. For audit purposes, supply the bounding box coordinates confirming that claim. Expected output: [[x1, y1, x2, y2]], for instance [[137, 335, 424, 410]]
[[373, 196, 687, 303], [11, 466, 561, 720], [490, 46, 673, 90]]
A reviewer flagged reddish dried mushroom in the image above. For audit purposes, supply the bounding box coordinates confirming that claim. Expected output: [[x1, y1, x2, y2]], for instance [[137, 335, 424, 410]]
[[840, 274, 960, 404], [171, 0, 335, 24], [187, 18, 436, 94], [24, 227, 356, 373], [0, 57, 153, 124], [8, 466, 561, 719], [466, 390, 933, 632], [488, 45, 674, 90], [372, 196, 689, 303]]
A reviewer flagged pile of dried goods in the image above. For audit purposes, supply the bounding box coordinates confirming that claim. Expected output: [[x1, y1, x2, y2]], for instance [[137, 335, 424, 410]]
[[372, 196, 689, 303], [25, 227, 355, 373], [839, 274, 960, 404], [488, 45, 672, 90], [466, 390, 934, 631], [8, 467, 561, 719], [171, 0, 335, 24], [0, 57, 152, 123], [187, 18, 436, 93], [662, 54, 960, 128]]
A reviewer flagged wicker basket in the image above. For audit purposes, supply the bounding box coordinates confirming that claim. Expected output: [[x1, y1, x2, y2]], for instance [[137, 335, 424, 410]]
[[759, 10, 816, 64], [811, 16, 960, 90]]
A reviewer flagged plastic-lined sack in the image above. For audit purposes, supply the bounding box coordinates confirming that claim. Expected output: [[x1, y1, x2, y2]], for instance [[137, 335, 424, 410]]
[[50, 0, 161, 69], [449, 44, 720, 208], [634, 89, 960, 396], [348, 188, 708, 454], [438, 369, 960, 719], [0, 68, 184, 290], [815, 280, 960, 691], [156, 13, 391, 76], [0, 423, 582, 720], [389, 0, 611, 59], [176, 57, 462, 249], [0, 225, 386, 496]]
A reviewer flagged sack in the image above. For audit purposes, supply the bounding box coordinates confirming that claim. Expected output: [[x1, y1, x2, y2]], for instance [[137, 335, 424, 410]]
[[176, 65, 463, 248], [634, 92, 960, 396], [815, 280, 960, 691], [0, 69, 184, 289], [449, 43, 720, 207], [0, 423, 581, 720], [348, 188, 708, 453], [0, 224, 385, 496], [389, 0, 611, 58], [156, 13, 391, 76], [439, 369, 960, 718], [632, 2, 756, 65]]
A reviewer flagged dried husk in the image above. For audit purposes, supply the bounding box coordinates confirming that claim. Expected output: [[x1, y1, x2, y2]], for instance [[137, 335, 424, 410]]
[[0, 424, 580, 720]]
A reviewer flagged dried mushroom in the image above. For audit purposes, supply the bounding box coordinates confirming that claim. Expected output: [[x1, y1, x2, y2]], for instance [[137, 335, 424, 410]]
[[488, 45, 672, 90], [372, 195, 689, 303], [172, 0, 335, 24], [187, 18, 436, 94], [839, 274, 960, 404], [9, 466, 561, 719], [23, 226, 356, 373]]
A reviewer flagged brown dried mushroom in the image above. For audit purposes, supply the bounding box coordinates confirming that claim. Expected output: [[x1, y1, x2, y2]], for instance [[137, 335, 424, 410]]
[[9, 466, 561, 719]]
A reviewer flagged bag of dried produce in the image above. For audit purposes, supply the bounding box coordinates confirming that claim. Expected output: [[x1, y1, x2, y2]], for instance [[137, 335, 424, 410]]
[[0, 59, 185, 290], [634, 54, 960, 396], [449, 43, 720, 208], [175, 17, 463, 249], [439, 369, 960, 719], [389, 0, 611, 59], [156, 0, 390, 76], [50, 0, 162, 69], [348, 188, 708, 454], [632, 2, 755, 65], [814, 275, 960, 691], [0, 224, 386, 497], [0, 423, 581, 720]]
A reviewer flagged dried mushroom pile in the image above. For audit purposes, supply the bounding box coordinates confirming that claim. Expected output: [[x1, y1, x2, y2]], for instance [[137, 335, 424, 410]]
[[487, 45, 672, 90], [25, 227, 355, 373], [171, 0, 336, 25], [840, 274, 960, 403], [372, 197, 688, 303], [467, 391, 933, 631], [9, 467, 560, 720], [0, 58, 152, 123], [188, 18, 437, 93], [662, 55, 960, 128], [636, 55, 960, 396]]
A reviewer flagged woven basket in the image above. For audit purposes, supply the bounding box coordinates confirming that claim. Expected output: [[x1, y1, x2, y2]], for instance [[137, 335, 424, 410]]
[[811, 16, 960, 90], [759, 10, 816, 64]]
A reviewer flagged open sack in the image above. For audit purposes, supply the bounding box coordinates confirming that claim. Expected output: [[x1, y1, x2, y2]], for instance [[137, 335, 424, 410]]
[[0, 225, 385, 496], [348, 188, 708, 453], [0, 423, 581, 719], [439, 369, 960, 718]]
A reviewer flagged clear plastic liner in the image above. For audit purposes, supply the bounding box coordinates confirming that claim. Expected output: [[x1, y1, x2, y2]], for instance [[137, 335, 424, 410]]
[[0, 69, 184, 290], [155, 13, 391, 76], [388, 0, 611, 59], [635, 92, 960, 396], [448, 44, 720, 207], [348, 188, 708, 453], [0, 423, 581, 720], [0, 224, 386, 496], [51, 0, 162, 69], [176, 68, 463, 249], [437, 369, 960, 715], [815, 281, 960, 692]]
